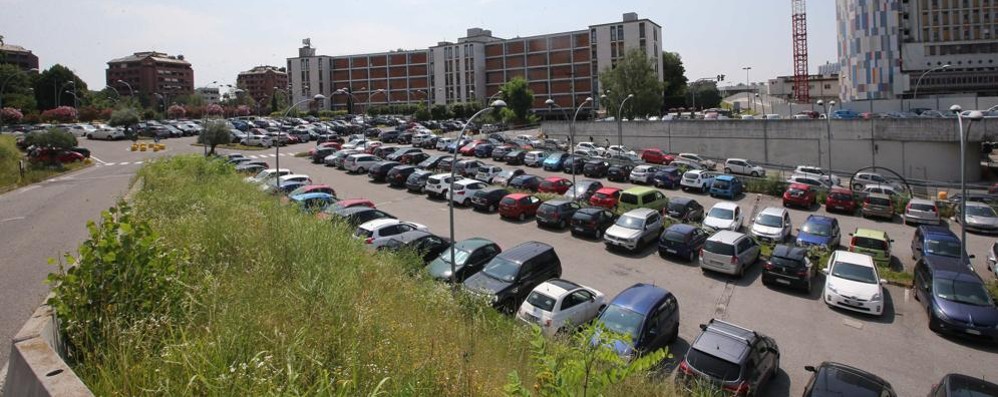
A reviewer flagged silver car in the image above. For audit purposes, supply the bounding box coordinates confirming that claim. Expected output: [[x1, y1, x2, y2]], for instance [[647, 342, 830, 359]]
[[700, 231, 760, 277], [957, 202, 998, 234], [603, 208, 664, 252], [903, 198, 940, 225]]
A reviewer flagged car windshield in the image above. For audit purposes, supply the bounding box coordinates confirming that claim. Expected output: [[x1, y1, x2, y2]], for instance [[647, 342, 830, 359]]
[[704, 240, 735, 256], [852, 236, 887, 250], [597, 305, 643, 340], [910, 203, 936, 212], [829, 192, 853, 201], [924, 239, 963, 258], [708, 207, 734, 220], [812, 366, 890, 397], [831, 262, 878, 284], [933, 279, 993, 306], [438, 247, 472, 265], [354, 227, 374, 238], [967, 206, 997, 217], [525, 291, 557, 312], [482, 256, 520, 282], [615, 215, 644, 229], [756, 214, 783, 227], [685, 349, 742, 382], [713, 180, 730, 189], [801, 221, 832, 237]]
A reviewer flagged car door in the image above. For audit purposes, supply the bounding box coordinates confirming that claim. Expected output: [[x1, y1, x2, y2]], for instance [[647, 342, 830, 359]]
[[911, 228, 924, 261], [733, 207, 743, 229], [783, 213, 793, 239], [914, 260, 932, 308], [830, 219, 841, 247], [558, 289, 592, 329]]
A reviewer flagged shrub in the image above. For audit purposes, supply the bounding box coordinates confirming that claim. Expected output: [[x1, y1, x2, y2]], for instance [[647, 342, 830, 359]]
[[98, 108, 113, 120], [23, 128, 77, 150], [198, 119, 232, 155], [40, 106, 78, 123], [167, 104, 186, 119], [141, 109, 157, 120], [77, 106, 101, 122], [204, 103, 223, 117], [1, 106, 23, 123], [745, 175, 787, 197]]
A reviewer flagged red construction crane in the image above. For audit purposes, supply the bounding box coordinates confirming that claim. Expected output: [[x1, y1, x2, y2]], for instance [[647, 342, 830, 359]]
[[791, 0, 810, 103]]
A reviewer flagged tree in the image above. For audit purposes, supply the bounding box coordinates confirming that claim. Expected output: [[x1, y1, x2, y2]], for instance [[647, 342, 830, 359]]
[[108, 107, 140, 139], [0, 64, 37, 113], [499, 77, 534, 124], [429, 104, 452, 120], [692, 84, 722, 109], [204, 103, 223, 117], [413, 105, 431, 122], [33, 65, 88, 110], [23, 128, 78, 151], [77, 106, 101, 122], [599, 49, 664, 119], [40, 106, 78, 123], [662, 52, 689, 110], [199, 119, 230, 156]]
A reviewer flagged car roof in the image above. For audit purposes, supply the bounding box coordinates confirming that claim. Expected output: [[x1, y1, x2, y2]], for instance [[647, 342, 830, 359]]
[[670, 196, 694, 205], [708, 230, 745, 243], [814, 362, 894, 393], [505, 193, 529, 200], [715, 175, 736, 181], [922, 255, 980, 281], [789, 183, 812, 190], [772, 244, 807, 260], [965, 201, 991, 208], [853, 228, 888, 240], [712, 201, 739, 210], [832, 250, 876, 267], [498, 241, 554, 263], [358, 218, 399, 230], [455, 237, 496, 250], [544, 176, 568, 182], [455, 179, 484, 186], [292, 192, 334, 200], [608, 283, 671, 315], [391, 230, 434, 243], [941, 373, 998, 393], [595, 186, 621, 194], [759, 207, 787, 217], [692, 320, 758, 364], [727, 158, 747, 162], [622, 208, 658, 217], [430, 173, 454, 178], [805, 214, 835, 225], [918, 225, 957, 239], [534, 279, 583, 298], [621, 186, 656, 195]]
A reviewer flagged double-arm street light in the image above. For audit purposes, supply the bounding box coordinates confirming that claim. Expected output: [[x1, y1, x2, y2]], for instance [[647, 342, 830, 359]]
[[0, 67, 38, 132], [951, 104, 985, 268], [116, 79, 135, 101], [911, 64, 950, 112], [600, 93, 634, 149], [334, 87, 363, 114], [448, 99, 507, 289], [546, 97, 592, 198], [59, 80, 76, 108], [817, 99, 837, 172]]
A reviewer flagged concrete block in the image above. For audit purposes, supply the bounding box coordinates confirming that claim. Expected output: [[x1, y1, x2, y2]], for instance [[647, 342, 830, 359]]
[[3, 304, 92, 397]]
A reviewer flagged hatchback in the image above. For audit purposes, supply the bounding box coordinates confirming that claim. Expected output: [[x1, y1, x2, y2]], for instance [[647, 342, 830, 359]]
[[594, 283, 680, 358], [450, 179, 489, 206], [861, 193, 895, 220], [475, 165, 503, 183], [677, 319, 780, 396], [640, 148, 672, 164], [454, 159, 484, 178], [589, 187, 622, 209], [955, 201, 998, 234], [536, 200, 583, 229], [462, 241, 562, 313], [405, 170, 434, 193], [332, 206, 396, 228], [652, 166, 683, 189], [542, 152, 568, 171], [426, 237, 502, 282], [354, 219, 428, 245], [665, 197, 704, 223], [509, 174, 543, 192], [617, 187, 669, 213], [796, 215, 841, 248], [367, 161, 401, 182], [425, 173, 462, 199], [825, 187, 857, 213], [524, 150, 549, 167], [701, 231, 760, 277], [629, 165, 662, 185], [607, 163, 635, 182], [709, 175, 743, 199], [471, 187, 511, 213], [783, 183, 817, 208], [504, 150, 527, 165], [762, 245, 816, 292], [658, 224, 709, 262], [517, 279, 606, 336], [374, 231, 451, 264], [704, 202, 744, 232], [417, 154, 448, 170], [914, 255, 998, 341], [903, 198, 940, 225], [386, 165, 418, 188], [538, 177, 574, 195], [848, 228, 893, 267], [583, 159, 611, 178], [570, 207, 617, 239], [927, 373, 998, 397], [802, 362, 897, 397], [562, 155, 587, 175], [823, 250, 886, 316], [750, 207, 793, 243], [499, 193, 543, 221], [911, 225, 971, 266], [563, 180, 603, 202]]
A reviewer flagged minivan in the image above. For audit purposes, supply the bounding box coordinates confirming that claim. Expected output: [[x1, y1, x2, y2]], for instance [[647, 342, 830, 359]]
[[700, 231, 760, 277], [462, 242, 563, 313], [849, 228, 893, 267], [617, 187, 669, 213]]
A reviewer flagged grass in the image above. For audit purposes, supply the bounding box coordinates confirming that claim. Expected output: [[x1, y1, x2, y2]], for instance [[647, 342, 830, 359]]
[[987, 280, 998, 301], [0, 135, 93, 192], [66, 155, 680, 396]]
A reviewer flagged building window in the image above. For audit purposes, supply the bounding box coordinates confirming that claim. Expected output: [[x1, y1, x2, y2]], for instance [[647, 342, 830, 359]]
[[610, 26, 617, 41], [639, 22, 646, 38]]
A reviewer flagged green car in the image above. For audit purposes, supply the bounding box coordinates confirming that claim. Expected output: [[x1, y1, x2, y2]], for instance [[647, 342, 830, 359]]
[[426, 237, 502, 282], [617, 187, 669, 213], [848, 228, 893, 267]]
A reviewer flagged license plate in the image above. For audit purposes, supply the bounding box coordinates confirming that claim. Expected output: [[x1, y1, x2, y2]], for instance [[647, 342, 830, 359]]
[[967, 329, 982, 335], [776, 278, 791, 285], [666, 249, 677, 254], [573, 227, 585, 232]]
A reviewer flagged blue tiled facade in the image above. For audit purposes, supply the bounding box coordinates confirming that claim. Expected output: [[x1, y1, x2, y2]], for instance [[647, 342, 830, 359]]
[[836, 0, 903, 101]]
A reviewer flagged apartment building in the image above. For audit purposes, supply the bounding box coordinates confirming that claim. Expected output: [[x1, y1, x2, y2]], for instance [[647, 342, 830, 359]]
[[287, 13, 662, 113], [237, 65, 289, 105], [195, 87, 220, 104], [106, 51, 194, 97], [0, 43, 39, 72]]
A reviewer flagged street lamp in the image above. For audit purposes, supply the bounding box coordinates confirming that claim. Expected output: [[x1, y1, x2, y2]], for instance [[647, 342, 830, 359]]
[[742, 66, 752, 112], [817, 99, 837, 171], [59, 80, 76, 108], [274, 94, 326, 180], [448, 100, 507, 289], [334, 88, 362, 115], [546, 97, 592, 199], [369, 88, 387, 117], [951, 104, 985, 268], [601, 93, 634, 149], [0, 67, 37, 132], [116, 79, 134, 97], [911, 64, 950, 112], [755, 93, 766, 116]]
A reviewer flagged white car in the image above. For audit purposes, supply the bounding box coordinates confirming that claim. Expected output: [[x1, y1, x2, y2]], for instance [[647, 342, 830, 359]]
[[606, 145, 635, 156], [677, 153, 715, 170], [245, 168, 291, 184], [787, 174, 833, 189], [724, 158, 765, 177], [342, 139, 367, 150], [629, 165, 661, 185], [449, 179, 489, 206], [704, 202, 744, 232], [750, 207, 793, 243], [822, 250, 885, 316], [795, 165, 841, 187], [242, 134, 273, 147], [862, 184, 901, 197], [260, 174, 311, 191], [65, 124, 97, 137], [87, 124, 125, 140], [435, 138, 454, 151], [575, 142, 599, 152], [354, 218, 429, 245], [517, 279, 606, 336], [680, 170, 718, 192], [474, 165, 503, 183], [669, 158, 705, 170], [425, 173, 462, 199], [603, 208, 665, 252], [344, 154, 379, 174], [524, 150, 549, 167]]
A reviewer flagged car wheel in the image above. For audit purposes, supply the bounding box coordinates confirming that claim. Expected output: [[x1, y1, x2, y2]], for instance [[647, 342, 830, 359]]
[[463, 198, 471, 207], [499, 299, 516, 315], [518, 212, 526, 221], [595, 229, 603, 239], [751, 171, 759, 177], [489, 204, 496, 212], [86, 134, 93, 140], [852, 183, 863, 190], [724, 168, 732, 174], [688, 251, 696, 262], [559, 220, 566, 229]]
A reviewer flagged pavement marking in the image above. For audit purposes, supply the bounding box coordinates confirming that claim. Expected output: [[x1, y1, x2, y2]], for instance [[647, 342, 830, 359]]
[[103, 162, 116, 166], [0, 362, 7, 394], [842, 318, 864, 330], [16, 185, 40, 194], [904, 288, 910, 304], [90, 155, 108, 165], [0, 216, 27, 223], [713, 281, 736, 320], [248, 155, 258, 159], [135, 161, 143, 165], [119, 162, 130, 165]]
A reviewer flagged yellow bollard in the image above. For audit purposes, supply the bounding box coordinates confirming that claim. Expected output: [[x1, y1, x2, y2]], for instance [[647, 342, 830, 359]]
[[158, 143, 166, 150], [152, 146, 160, 152], [140, 144, 147, 152], [130, 144, 138, 151]]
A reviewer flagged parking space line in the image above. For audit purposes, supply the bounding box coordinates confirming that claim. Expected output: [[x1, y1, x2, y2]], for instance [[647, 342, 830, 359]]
[[842, 318, 864, 330], [90, 156, 107, 165], [104, 162, 116, 166], [134, 161, 143, 165], [119, 162, 130, 165]]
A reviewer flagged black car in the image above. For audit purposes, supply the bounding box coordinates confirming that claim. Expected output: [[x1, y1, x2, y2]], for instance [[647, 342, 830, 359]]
[[387, 165, 418, 188], [536, 200, 582, 229], [312, 147, 337, 164], [492, 145, 514, 161], [427, 237, 503, 282], [332, 207, 396, 228], [803, 362, 897, 397], [761, 244, 817, 293], [504, 150, 527, 165], [583, 159, 610, 178], [406, 170, 434, 193], [471, 187, 511, 213], [454, 159, 484, 178], [677, 319, 780, 396], [397, 132, 414, 144], [474, 143, 495, 158], [368, 161, 401, 182], [364, 128, 383, 138], [562, 155, 587, 175], [418, 154, 448, 170], [509, 174, 543, 192], [665, 197, 705, 222], [570, 207, 617, 239], [375, 231, 451, 264], [462, 241, 562, 313], [565, 180, 603, 202], [399, 151, 430, 165], [607, 163, 635, 182]]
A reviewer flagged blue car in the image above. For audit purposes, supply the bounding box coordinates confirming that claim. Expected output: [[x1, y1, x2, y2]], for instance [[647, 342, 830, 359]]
[[542, 153, 568, 171], [708, 175, 743, 199], [911, 225, 971, 266], [914, 255, 998, 341], [276, 181, 308, 195], [290, 192, 337, 213], [593, 283, 680, 357], [830, 109, 860, 119], [796, 215, 841, 248], [446, 139, 471, 153], [652, 166, 682, 189], [658, 224, 709, 262]]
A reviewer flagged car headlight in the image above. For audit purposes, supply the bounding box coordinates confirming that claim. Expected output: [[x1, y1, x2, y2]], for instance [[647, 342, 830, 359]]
[[870, 293, 882, 302], [932, 304, 949, 320]]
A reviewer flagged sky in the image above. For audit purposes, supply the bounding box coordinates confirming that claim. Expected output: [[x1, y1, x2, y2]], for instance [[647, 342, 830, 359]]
[[0, 0, 838, 93]]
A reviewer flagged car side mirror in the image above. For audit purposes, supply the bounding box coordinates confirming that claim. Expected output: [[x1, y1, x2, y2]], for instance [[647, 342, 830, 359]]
[[699, 323, 707, 331], [804, 365, 817, 373], [879, 278, 888, 285], [969, 254, 976, 259], [820, 268, 829, 275]]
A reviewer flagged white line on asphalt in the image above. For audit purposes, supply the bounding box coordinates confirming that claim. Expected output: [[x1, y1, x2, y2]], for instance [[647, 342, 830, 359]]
[[134, 161, 143, 165], [119, 162, 130, 165], [842, 318, 864, 330], [0, 216, 27, 223], [248, 155, 258, 159], [104, 162, 116, 166], [0, 362, 7, 394], [90, 156, 107, 165], [269, 154, 277, 158], [904, 288, 910, 304]]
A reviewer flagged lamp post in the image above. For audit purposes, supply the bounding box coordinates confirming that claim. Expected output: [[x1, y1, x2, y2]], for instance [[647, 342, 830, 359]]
[[59, 80, 76, 108], [0, 68, 37, 132], [334, 88, 362, 115], [755, 93, 766, 117], [601, 93, 634, 149], [546, 97, 591, 198], [911, 64, 950, 112], [817, 99, 837, 171], [742, 66, 752, 113], [369, 88, 387, 117], [951, 104, 985, 267], [448, 100, 507, 289]]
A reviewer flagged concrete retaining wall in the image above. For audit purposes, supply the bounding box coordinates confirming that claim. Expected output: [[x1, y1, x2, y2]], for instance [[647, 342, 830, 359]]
[[2, 304, 91, 397], [542, 118, 998, 182]]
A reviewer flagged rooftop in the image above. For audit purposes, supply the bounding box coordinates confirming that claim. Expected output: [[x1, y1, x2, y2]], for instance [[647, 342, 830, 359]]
[[108, 51, 190, 65]]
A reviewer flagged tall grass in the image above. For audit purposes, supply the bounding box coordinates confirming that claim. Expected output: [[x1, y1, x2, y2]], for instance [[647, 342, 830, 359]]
[[0, 135, 92, 191], [69, 155, 676, 396]]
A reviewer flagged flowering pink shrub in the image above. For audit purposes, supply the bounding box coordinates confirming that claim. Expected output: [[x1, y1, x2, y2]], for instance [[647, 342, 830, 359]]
[[167, 105, 186, 119], [40, 106, 78, 123], [236, 105, 251, 116], [204, 104, 223, 116], [1, 107, 24, 123]]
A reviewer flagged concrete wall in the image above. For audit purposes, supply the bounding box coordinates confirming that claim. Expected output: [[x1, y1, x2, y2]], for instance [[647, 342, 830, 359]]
[[543, 118, 998, 182], [753, 96, 998, 118], [2, 305, 91, 397]]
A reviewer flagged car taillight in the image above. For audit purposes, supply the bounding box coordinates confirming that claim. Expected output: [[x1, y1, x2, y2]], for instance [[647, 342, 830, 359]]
[[731, 256, 739, 265], [906, 202, 912, 211], [797, 268, 809, 277], [677, 360, 693, 375], [763, 261, 775, 271], [699, 248, 704, 257], [544, 319, 551, 327], [723, 381, 750, 395], [365, 237, 374, 244]]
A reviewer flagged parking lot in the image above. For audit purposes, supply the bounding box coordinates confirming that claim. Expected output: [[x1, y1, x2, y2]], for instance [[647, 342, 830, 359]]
[[158, 135, 998, 396]]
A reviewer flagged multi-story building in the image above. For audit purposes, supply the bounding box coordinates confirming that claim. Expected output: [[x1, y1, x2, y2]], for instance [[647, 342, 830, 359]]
[[0, 43, 39, 72], [236, 66, 289, 107], [767, 74, 840, 103], [836, 0, 998, 101], [106, 51, 194, 98], [287, 13, 662, 114], [817, 61, 841, 76], [195, 87, 220, 104]]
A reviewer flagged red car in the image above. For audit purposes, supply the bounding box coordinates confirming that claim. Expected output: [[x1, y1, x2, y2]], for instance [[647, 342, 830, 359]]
[[538, 177, 573, 194], [297, 184, 336, 197], [319, 141, 342, 150], [29, 148, 85, 164], [363, 141, 383, 154], [782, 183, 816, 208], [825, 187, 857, 213], [589, 187, 622, 209], [640, 148, 674, 165], [498, 193, 543, 221], [459, 140, 485, 156], [315, 198, 376, 220]]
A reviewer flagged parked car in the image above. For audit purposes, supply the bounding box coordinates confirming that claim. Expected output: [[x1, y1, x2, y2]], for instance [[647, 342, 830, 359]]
[[787, 174, 832, 190], [499, 193, 543, 221], [581, 159, 609, 178], [594, 283, 680, 357], [794, 165, 840, 186], [424, 173, 462, 199], [902, 198, 940, 225], [700, 230, 761, 277], [437, 156, 455, 172], [762, 244, 816, 292], [665, 197, 704, 223], [676, 319, 779, 396], [914, 253, 998, 338], [344, 154, 380, 174], [367, 161, 401, 182], [704, 202, 744, 232], [562, 180, 602, 202], [796, 215, 842, 249], [651, 166, 683, 189], [536, 200, 583, 229], [427, 237, 502, 282], [861, 193, 895, 220], [911, 225, 970, 265], [607, 162, 635, 182], [617, 187, 669, 213], [28, 148, 85, 164], [677, 153, 716, 170], [640, 148, 673, 164], [517, 279, 606, 336], [862, 184, 902, 198], [374, 231, 451, 263], [538, 176, 574, 195], [474, 143, 495, 158], [542, 152, 569, 171], [386, 165, 418, 188], [354, 218, 428, 245], [509, 174, 543, 192], [562, 155, 587, 175], [504, 150, 527, 165], [589, 187, 622, 209], [954, 201, 998, 234], [418, 154, 448, 171], [470, 187, 511, 213], [524, 150, 549, 167], [823, 250, 886, 316], [825, 187, 857, 213], [658, 224, 708, 262], [781, 183, 817, 209], [331, 206, 396, 228], [454, 159, 484, 178], [680, 170, 717, 193], [287, 184, 336, 198], [724, 158, 765, 177], [709, 175, 743, 199], [462, 241, 562, 313], [927, 373, 998, 397], [449, 179, 489, 206], [751, 207, 793, 243], [604, 208, 665, 252], [629, 165, 662, 185], [491, 169, 526, 187], [851, 171, 894, 191], [405, 170, 434, 193], [848, 228, 894, 267], [802, 362, 897, 397], [569, 207, 617, 239], [475, 165, 503, 183]]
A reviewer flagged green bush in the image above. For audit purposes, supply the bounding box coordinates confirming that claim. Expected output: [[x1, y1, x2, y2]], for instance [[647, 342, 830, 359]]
[[744, 175, 788, 197], [0, 135, 21, 187], [23, 128, 77, 150]]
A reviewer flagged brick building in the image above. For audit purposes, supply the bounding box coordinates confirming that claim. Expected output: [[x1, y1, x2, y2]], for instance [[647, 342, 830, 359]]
[[106, 51, 194, 99], [236, 65, 289, 107], [0, 43, 39, 72]]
